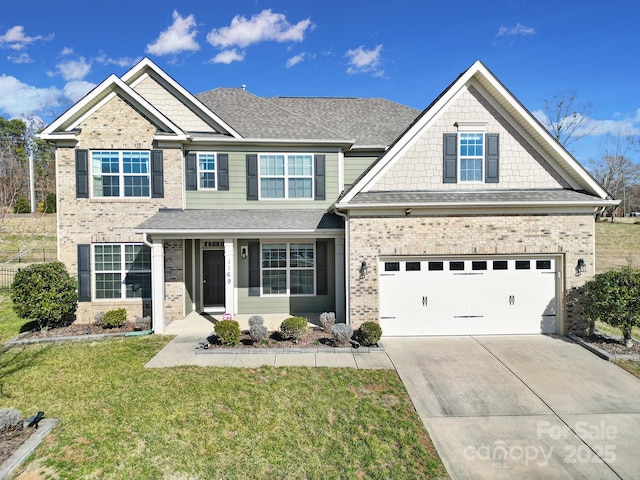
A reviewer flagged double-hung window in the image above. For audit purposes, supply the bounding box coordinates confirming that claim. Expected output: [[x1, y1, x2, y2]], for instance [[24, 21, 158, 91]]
[[94, 244, 151, 299], [259, 154, 313, 199], [261, 242, 315, 295], [92, 151, 150, 197], [459, 133, 483, 182], [198, 153, 216, 189]]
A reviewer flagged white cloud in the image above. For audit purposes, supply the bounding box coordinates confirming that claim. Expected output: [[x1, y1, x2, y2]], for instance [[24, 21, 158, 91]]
[[497, 23, 536, 37], [0, 26, 52, 50], [211, 49, 245, 64], [286, 53, 305, 68], [63, 80, 96, 103], [146, 10, 199, 56], [7, 53, 32, 64], [207, 9, 313, 49], [95, 54, 141, 68], [0, 75, 63, 118], [57, 58, 91, 81], [345, 44, 383, 76], [60, 47, 74, 56], [533, 108, 640, 139]]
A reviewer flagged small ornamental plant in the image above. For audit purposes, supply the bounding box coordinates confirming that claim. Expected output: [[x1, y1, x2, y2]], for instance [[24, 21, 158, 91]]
[[331, 323, 354, 347], [215, 320, 241, 346], [354, 321, 383, 346], [250, 324, 269, 344], [319, 312, 336, 333], [280, 317, 308, 342], [0, 408, 23, 435], [248, 315, 265, 327], [102, 308, 127, 329]]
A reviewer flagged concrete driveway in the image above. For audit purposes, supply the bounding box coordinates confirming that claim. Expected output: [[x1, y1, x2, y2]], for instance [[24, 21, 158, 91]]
[[383, 335, 640, 479]]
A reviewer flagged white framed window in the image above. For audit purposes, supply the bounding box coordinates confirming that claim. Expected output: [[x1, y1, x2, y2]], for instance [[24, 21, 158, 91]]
[[259, 154, 313, 199], [198, 153, 216, 189], [261, 242, 315, 295], [459, 133, 483, 182], [91, 151, 150, 197], [94, 243, 151, 299]]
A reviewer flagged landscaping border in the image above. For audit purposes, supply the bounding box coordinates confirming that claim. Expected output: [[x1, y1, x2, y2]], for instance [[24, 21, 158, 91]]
[[0, 419, 58, 480], [568, 333, 640, 361], [3, 329, 153, 347]]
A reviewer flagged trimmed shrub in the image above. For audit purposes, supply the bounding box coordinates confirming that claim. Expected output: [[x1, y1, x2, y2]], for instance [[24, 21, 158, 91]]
[[248, 315, 265, 327], [585, 267, 640, 347], [215, 320, 241, 346], [0, 408, 23, 434], [354, 321, 382, 346], [250, 324, 269, 344], [135, 316, 151, 330], [93, 311, 105, 327], [319, 312, 336, 333], [11, 262, 78, 330], [280, 316, 308, 342], [331, 323, 354, 347], [102, 308, 127, 328], [13, 196, 30, 213]]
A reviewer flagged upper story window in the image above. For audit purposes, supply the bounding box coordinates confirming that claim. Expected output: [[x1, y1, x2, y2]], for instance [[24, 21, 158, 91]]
[[92, 151, 150, 197], [198, 153, 217, 189], [259, 154, 313, 199], [459, 133, 483, 182]]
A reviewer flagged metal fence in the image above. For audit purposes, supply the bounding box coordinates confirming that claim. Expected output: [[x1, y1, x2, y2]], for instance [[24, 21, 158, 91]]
[[0, 267, 20, 291]]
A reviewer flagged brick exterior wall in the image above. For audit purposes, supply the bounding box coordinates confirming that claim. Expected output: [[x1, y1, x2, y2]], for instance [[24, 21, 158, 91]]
[[348, 213, 595, 335], [57, 96, 184, 324]]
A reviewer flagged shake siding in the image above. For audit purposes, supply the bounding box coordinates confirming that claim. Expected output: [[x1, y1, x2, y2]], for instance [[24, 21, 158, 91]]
[[185, 150, 340, 209]]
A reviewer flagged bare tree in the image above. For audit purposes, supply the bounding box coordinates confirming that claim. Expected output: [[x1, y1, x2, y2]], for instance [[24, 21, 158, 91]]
[[542, 90, 596, 149]]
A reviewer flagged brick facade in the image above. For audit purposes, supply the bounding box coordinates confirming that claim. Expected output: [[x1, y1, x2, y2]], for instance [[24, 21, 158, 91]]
[[348, 213, 595, 334], [57, 96, 184, 324]]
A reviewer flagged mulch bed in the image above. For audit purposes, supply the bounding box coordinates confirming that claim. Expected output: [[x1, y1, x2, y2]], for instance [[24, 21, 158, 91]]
[[16, 322, 141, 340], [205, 327, 349, 349], [578, 333, 640, 356], [0, 426, 32, 466]]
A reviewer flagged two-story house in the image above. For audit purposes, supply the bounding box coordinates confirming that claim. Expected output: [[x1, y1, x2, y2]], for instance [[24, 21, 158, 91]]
[[39, 58, 617, 336]]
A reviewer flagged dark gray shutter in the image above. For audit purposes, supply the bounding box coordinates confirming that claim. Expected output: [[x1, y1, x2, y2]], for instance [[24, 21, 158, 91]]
[[485, 134, 499, 183], [151, 150, 164, 197], [185, 153, 197, 190], [76, 149, 89, 198], [218, 153, 229, 191], [248, 241, 260, 296], [443, 134, 457, 183], [314, 154, 325, 201], [77, 244, 91, 302], [246, 154, 258, 201], [316, 240, 328, 295]]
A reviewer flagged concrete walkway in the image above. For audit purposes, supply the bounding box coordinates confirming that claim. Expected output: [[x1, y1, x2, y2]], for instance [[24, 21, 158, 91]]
[[384, 335, 640, 480], [145, 331, 394, 370]]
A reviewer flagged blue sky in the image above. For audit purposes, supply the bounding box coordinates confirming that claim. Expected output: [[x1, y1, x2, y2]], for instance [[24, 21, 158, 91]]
[[1, 0, 638, 163]]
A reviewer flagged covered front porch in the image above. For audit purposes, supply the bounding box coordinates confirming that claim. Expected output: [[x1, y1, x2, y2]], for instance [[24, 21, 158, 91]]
[[134, 209, 345, 334]]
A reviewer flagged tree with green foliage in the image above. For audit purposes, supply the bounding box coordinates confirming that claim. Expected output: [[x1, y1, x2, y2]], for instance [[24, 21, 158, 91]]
[[10, 262, 78, 330], [584, 267, 640, 347]]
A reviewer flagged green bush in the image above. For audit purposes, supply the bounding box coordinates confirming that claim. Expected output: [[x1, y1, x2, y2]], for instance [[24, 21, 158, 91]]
[[11, 262, 78, 330], [585, 267, 640, 347], [215, 320, 241, 346], [102, 308, 127, 328], [13, 196, 30, 213], [354, 321, 382, 346], [280, 316, 308, 342]]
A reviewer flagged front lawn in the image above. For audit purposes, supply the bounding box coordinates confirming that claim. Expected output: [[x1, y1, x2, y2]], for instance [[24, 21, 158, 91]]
[[0, 297, 447, 479]]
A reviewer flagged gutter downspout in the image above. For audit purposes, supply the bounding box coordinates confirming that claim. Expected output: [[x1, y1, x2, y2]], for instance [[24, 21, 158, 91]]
[[142, 233, 162, 334], [332, 208, 350, 325]]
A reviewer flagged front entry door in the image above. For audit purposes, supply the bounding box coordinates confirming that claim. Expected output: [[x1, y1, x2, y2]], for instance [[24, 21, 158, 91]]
[[203, 250, 225, 307]]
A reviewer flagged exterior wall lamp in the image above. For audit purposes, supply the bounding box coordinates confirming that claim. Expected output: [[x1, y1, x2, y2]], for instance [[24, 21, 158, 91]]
[[359, 261, 368, 279], [575, 258, 587, 276], [241, 246, 247, 259]]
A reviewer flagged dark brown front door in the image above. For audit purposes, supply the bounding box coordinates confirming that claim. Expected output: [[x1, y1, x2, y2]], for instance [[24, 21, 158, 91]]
[[203, 250, 225, 307]]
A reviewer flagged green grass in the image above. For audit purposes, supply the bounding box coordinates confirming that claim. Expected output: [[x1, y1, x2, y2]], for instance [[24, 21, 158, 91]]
[[595, 219, 640, 273], [0, 297, 447, 479]]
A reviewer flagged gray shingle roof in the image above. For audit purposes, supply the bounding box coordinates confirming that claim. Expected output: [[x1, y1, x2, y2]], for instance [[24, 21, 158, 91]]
[[347, 189, 606, 205], [135, 209, 344, 234], [195, 88, 420, 146]]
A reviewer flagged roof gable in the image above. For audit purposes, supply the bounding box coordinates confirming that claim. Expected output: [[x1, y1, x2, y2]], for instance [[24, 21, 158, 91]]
[[338, 61, 612, 206]]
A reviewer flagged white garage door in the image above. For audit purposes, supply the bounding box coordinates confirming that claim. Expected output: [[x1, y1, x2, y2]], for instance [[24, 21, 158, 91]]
[[379, 257, 557, 336]]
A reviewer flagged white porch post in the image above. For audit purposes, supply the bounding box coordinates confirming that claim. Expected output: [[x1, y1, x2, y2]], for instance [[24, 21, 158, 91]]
[[151, 238, 165, 334], [224, 238, 235, 315], [335, 237, 346, 323]]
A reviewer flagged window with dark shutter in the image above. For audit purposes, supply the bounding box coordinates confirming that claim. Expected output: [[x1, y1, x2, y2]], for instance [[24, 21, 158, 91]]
[[246, 154, 258, 200], [248, 241, 260, 296], [218, 153, 229, 191], [185, 153, 197, 190], [76, 149, 89, 198], [316, 240, 328, 295], [443, 133, 457, 183], [485, 133, 499, 183], [314, 155, 325, 201]]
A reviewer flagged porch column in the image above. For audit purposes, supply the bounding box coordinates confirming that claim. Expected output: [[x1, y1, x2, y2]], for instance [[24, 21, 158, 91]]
[[335, 237, 345, 322], [224, 238, 235, 315], [151, 238, 165, 334]]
